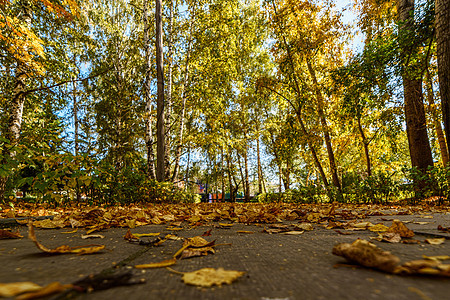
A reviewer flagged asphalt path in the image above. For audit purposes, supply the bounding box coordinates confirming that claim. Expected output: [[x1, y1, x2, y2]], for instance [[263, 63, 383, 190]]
[[0, 212, 449, 300]]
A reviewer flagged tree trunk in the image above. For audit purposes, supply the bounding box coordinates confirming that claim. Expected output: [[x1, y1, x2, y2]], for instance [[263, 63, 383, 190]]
[[0, 0, 32, 200], [164, 0, 173, 180], [357, 116, 372, 177], [293, 109, 329, 188], [256, 132, 263, 194], [425, 67, 449, 165], [436, 0, 450, 153], [171, 24, 194, 182], [143, 0, 156, 180], [244, 146, 250, 201], [306, 59, 341, 191], [155, 0, 165, 182], [398, 0, 434, 175]]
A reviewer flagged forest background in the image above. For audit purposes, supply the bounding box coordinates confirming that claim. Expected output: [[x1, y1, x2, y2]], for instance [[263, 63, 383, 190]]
[[1, 0, 450, 206]]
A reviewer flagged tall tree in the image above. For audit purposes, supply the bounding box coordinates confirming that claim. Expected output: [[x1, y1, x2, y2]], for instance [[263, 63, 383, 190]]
[[397, 0, 434, 175], [436, 0, 450, 155], [155, 0, 165, 181]]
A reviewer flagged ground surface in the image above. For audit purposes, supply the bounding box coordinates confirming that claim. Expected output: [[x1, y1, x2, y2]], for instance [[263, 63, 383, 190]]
[[0, 204, 449, 300]]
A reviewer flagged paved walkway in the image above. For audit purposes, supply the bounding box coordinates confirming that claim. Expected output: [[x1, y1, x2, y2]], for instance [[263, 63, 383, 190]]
[[0, 212, 449, 300]]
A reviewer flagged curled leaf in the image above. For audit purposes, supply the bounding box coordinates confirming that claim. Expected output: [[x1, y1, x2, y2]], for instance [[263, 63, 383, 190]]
[[332, 239, 400, 273], [425, 238, 445, 245], [16, 282, 72, 300], [135, 258, 177, 269], [28, 224, 105, 255], [387, 220, 414, 238]]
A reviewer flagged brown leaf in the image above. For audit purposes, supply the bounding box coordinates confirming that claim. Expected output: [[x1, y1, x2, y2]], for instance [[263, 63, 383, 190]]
[[332, 239, 401, 273], [135, 258, 177, 269], [182, 268, 245, 287], [293, 223, 313, 231], [28, 224, 105, 255], [0, 282, 41, 297], [437, 225, 450, 233], [237, 230, 254, 234], [201, 229, 212, 236], [334, 230, 353, 235], [0, 229, 23, 239], [123, 229, 137, 241], [387, 220, 415, 238], [180, 247, 215, 259]]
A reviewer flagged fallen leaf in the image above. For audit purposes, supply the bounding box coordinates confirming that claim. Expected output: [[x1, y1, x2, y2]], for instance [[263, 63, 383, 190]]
[[28, 224, 105, 255], [332, 239, 400, 273], [135, 258, 177, 269], [371, 232, 402, 243], [236, 230, 254, 234], [0, 282, 41, 297], [16, 282, 72, 300], [423, 255, 450, 261], [123, 229, 137, 241], [368, 224, 389, 232], [293, 223, 313, 231], [437, 225, 450, 233], [180, 247, 215, 259], [33, 218, 65, 229], [421, 215, 434, 219], [61, 229, 78, 234], [218, 223, 234, 228], [133, 232, 160, 238], [387, 220, 414, 238], [0, 229, 23, 239], [166, 226, 183, 231], [401, 239, 421, 244], [81, 234, 105, 239], [283, 231, 304, 235], [182, 268, 244, 287], [425, 238, 445, 245], [201, 229, 212, 236]]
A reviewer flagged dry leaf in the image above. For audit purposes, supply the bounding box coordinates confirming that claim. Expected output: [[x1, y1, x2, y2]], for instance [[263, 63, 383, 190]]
[[0, 229, 23, 239], [135, 258, 177, 269], [237, 230, 254, 234], [16, 282, 72, 300], [371, 232, 402, 243], [0, 282, 41, 297], [368, 224, 389, 232], [421, 215, 434, 219], [81, 234, 105, 239], [334, 230, 353, 235], [133, 232, 160, 238], [201, 229, 212, 236], [61, 229, 78, 234], [332, 239, 400, 273], [33, 218, 65, 229], [28, 224, 105, 255], [387, 220, 414, 238], [182, 268, 244, 287], [293, 223, 313, 231], [283, 231, 304, 235], [180, 247, 215, 259], [123, 229, 137, 241], [437, 225, 450, 233], [423, 255, 450, 261], [425, 238, 445, 245]]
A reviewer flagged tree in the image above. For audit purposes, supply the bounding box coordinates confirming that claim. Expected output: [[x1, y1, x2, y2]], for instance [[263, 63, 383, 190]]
[[397, 0, 434, 176], [436, 0, 450, 155]]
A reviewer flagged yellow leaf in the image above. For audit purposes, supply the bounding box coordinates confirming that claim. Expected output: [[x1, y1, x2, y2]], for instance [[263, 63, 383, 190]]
[[135, 258, 177, 269], [16, 282, 72, 300], [28, 224, 105, 255], [368, 224, 390, 232], [0, 282, 41, 298], [182, 268, 245, 287], [133, 232, 160, 238]]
